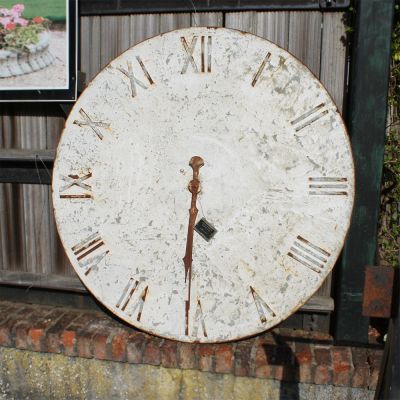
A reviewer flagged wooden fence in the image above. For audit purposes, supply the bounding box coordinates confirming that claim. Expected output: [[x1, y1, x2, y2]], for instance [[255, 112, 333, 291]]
[[0, 11, 347, 317]]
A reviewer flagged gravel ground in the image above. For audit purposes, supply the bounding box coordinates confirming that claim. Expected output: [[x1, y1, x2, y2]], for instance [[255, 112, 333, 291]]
[[0, 30, 68, 89]]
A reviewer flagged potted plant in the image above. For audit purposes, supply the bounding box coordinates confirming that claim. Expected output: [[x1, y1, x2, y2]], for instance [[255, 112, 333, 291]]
[[0, 4, 53, 78]]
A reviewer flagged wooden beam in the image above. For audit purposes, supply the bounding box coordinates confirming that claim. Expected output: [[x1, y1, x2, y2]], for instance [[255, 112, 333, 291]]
[[0, 149, 55, 184], [0, 270, 334, 312], [0, 270, 85, 293], [80, 0, 350, 15], [334, 0, 395, 344], [0, 149, 55, 162]]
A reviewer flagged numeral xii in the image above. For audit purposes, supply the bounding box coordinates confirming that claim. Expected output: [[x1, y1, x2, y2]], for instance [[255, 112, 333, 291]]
[[181, 35, 212, 74]]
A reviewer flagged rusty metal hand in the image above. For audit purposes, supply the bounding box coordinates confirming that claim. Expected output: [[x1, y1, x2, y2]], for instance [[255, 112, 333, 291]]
[[183, 156, 204, 336]]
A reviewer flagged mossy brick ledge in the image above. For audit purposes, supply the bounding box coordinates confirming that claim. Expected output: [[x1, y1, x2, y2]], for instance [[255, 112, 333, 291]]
[[0, 300, 382, 389]]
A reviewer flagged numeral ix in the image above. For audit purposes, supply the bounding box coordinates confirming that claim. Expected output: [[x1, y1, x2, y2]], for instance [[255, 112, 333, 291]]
[[288, 236, 330, 273], [60, 171, 92, 199]]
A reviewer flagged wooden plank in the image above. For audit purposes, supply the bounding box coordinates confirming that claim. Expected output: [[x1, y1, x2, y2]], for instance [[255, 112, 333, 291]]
[[0, 149, 55, 161], [159, 13, 191, 33], [100, 16, 121, 69], [225, 11, 290, 49], [334, 0, 395, 344], [129, 14, 160, 46], [79, 0, 350, 15], [80, 16, 101, 81], [45, 110, 74, 277], [288, 11, 323, 77], [320, 12, 347, 113], [225, 12, 258, 34], [0, 108, 26, 270], [0, 183, 25, 271], [192, 12, 223, 27], [0, 270, 86, 293], [19, 110, 52, 275], [117, 15, 131, 55], [254, 12, 290, 49], [0, 270, 334, 311]]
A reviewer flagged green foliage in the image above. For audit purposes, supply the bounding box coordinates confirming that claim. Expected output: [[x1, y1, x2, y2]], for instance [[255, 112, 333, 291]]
[[0, 0, 66, 22], [377, 4, 400, 267], [378, 129, 400, 267], [0, 23, 44, 51]]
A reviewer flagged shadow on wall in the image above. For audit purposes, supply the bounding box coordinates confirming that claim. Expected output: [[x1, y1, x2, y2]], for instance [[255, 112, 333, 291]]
[[262, 333, 300, 400]]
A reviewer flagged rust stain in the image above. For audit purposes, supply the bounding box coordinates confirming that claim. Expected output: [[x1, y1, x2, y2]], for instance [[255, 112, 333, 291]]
[[362, 266, 394, 318], [183, 156, 204, 336], [77, 241, 105, 261]]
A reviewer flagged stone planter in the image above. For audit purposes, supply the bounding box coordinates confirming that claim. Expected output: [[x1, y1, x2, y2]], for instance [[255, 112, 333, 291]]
[[0, 32, 54, 78]]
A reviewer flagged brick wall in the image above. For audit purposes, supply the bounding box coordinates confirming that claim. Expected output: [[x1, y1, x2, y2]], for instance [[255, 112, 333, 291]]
[[0, 301, 382, 390]]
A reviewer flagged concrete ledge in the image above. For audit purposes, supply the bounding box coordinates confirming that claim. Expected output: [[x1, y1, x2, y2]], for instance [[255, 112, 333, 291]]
[[0, 347, 375, 400], [0, 300, 383, 391]]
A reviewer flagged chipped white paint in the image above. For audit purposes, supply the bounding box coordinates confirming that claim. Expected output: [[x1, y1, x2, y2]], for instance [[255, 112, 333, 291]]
[[52, 27, 354, 343]]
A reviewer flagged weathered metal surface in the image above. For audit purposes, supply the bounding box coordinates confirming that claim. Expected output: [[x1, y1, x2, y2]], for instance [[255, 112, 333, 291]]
[[53, 27, 354, 342], [362, 266, 394, 318], [334, 0, 395, 344]]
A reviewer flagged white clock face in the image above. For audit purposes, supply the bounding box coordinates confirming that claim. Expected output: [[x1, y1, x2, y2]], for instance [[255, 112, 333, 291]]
[[53, 27, 354, 343]]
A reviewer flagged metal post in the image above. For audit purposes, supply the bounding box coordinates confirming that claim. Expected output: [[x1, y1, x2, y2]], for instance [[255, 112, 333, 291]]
[[334, 0, 395, 344]]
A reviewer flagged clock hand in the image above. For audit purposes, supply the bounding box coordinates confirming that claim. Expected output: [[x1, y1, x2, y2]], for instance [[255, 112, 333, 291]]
[[183, 156, 204, 336]]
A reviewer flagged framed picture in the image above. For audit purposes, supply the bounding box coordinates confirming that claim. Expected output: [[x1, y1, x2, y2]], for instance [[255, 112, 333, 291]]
[[0, 0, 77, 102]]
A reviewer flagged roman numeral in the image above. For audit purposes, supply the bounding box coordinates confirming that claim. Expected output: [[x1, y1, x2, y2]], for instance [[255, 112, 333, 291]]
[[180, 36, 212, 74], [71, 232, 109, 275], [117, 57, 154, 98], [288, 236, 331, 273], [308, 177, 348, 196], [251, 52, 285, 87], [116, 278, 149, 321], [73, 109, 110, 140], [59, 171, 92, 199], [291, 103, 329, 132], [190, 299, 208, 338], [250, 286, 276, 323]]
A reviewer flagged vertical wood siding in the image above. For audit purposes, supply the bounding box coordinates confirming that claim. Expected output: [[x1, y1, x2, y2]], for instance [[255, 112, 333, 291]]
[[0, 12, 347, 301]]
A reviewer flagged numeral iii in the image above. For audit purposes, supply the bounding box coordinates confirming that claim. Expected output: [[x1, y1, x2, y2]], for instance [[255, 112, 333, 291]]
[[308, 177, 348, 196]]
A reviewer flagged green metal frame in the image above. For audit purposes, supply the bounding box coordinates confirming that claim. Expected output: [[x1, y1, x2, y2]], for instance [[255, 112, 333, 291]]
[[334, 0, 395, 344]]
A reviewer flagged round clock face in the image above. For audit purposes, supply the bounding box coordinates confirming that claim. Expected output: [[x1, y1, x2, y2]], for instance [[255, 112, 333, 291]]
[[53, 27, 354, 343]]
